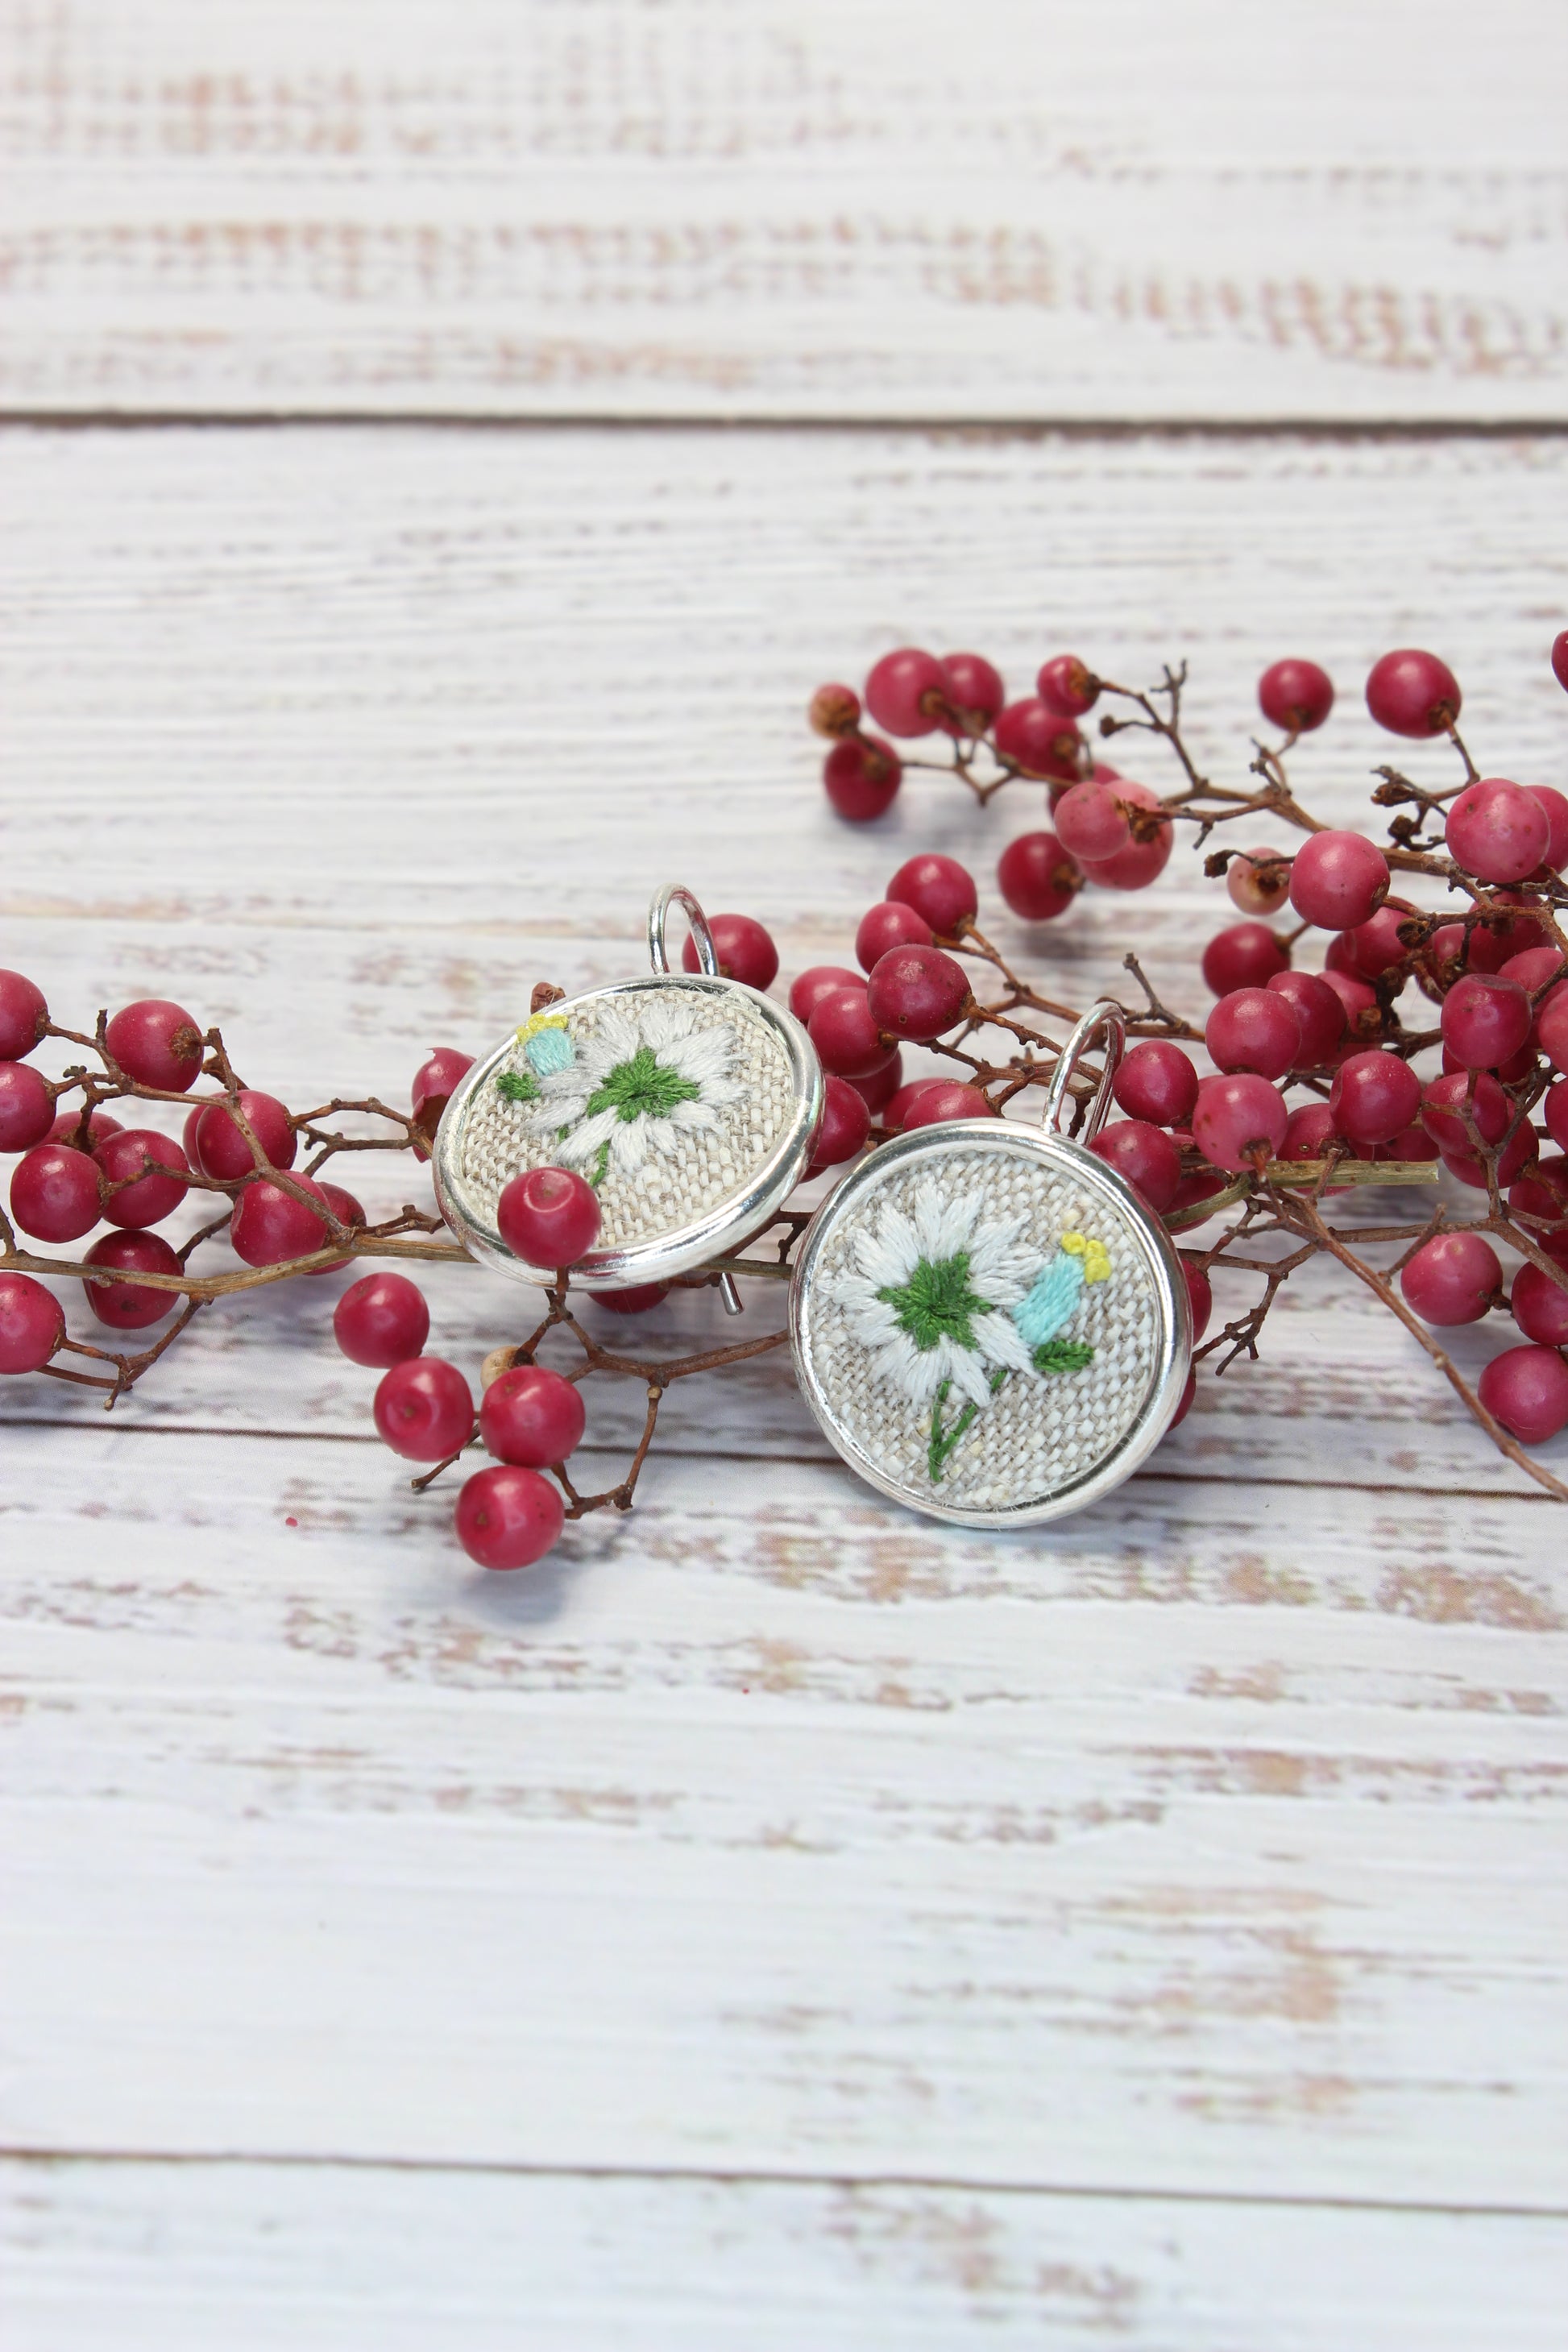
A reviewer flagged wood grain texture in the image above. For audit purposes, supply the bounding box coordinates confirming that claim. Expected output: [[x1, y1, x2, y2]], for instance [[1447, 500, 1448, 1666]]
[[4, 0, 1568, 422]]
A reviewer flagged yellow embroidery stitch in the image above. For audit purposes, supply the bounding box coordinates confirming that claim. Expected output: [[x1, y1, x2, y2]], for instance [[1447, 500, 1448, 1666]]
[[1060, 1231, 1112, 1284]]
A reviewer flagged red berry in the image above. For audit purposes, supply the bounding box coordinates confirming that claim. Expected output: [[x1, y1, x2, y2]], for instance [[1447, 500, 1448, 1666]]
[[0, 971, 48, 1061], [788, 967, 863, 1026], [302, 1180, 364, 1276], [1259, 658, 1334, 734], [230, 1174, 335, 1267], [938, 652, 1005, 733], [682, 913, 779, 992], [1276, 1101, 1350, 1190], [1168, 1168, 1230, 1216], [1206, 987, 1301, 1081], [454, 1463, 565, 1571], [823, 734, 902, 821], [808, 986, 893, 1081], [334, 1270, 430, 1368], [1329, 1050, 1422, 1147], [1317, 966, 1381, 1039], [1365, 648, 1461, 738], [1370, 1123, 1440, 1168], [594, 1282, 670, 1313], [1201, 922, 1288, 998], [1192, 1074, 1288, 1172], [993, 697, 1082, 782], [865, 648, 949, 738], [1491, 892, 1553, 956], [412, 1047, 474, 1135], [10, 1143, 102, 1242], [901, 1081, 996, 1130], [0, 1061, 54, 1154], [854, 901, 932, 973], [852, 1050, 904, 1115], [1424, 922, 1508, 982], [865, 944, 970, 1043], [1541, 993, 1568, 1076], [1446, 778, 1550, 885], [95, 1128, 189, 1229], [1089, 1118, 1180, 1212], [1054, 782, 1130, 864], [479, 1363, 586, 1469], [1181, 1258, 1213, 1342], [1510, 1155, 1568, 1235], [1441, 1124, 1537, 1191], [1477, 1344, 1568, 1444], [996, 831, 1082, 922], [1288, 832, 1390, 931], [1400, 1232, 1501, 1326], [1035, 653, 1099, 718], [883, 1078, 944, 1132], [1499, 948, 1568, 1047], [807, 1074, 871, 1174], [496, 1165, 602, 1268], [1529, 786, 1568, 874], [0, 1270, 65, 1372], [48, 1107, 122, 1151], [81, 1230, 182, 1329], [1512, 1262, 1568, 1347], [192, 1089, 297, 1181], [1421, 1071, 1512, 1155], [1440, 975, 1532, 1071], [808, 682, 861, 738], [374, 1355, 475, 1462], [1553, 632, 1568, 694], [1113, 1040, 1198, 1128], [104, 998, 204, 1093], [1546, 1082, 1568, 1153], [1226, 846, 1292, 917], [886, 853, 978, 936], [1265, 970, 1346, 1068], [1343, 905, 1415, 981], [1071, 778, 1172, 893]]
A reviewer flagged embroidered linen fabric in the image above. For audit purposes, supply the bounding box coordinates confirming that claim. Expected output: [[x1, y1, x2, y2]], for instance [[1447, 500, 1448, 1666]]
[[456, 983, 796, 1252], [809, 1148, 1158, 1512]]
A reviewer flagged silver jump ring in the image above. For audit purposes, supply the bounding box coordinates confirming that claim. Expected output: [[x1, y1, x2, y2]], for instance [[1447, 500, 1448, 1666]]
[[647, 885, 719, 977], [1043, 998, 1126, 1143]]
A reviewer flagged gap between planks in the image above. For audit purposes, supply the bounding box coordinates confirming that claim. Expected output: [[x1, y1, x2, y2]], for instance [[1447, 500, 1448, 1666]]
[[5, 413, 1568, 438]]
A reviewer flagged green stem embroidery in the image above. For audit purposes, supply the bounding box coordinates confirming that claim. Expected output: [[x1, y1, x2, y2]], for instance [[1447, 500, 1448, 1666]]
[[496, 1068, 540, 1105], [588, 1135, 612, 1190], [927, 1367, 1008, 1484]]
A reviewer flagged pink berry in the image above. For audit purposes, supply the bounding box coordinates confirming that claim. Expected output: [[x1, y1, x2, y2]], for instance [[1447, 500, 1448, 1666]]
[[454, 1463, 565, 1571], [0, 1061, 54, 1154], [10, 1143, 102, 1242], [788, 967, 862, 1026], [865, 648, 949, 738], [48, 1107, 122, 1151], [1365, 648, 1462, 738], [1441, 975, 1532, 1071], [1370, 1123, 1440, 1168], [1072, 777, 1172, 892], [1288, 832, 1390, 931], [901, 1081, 996, 1130], [594, 1283, 670, 1314], [1278, 1101, 1348, 1189], [1510, 1155, 1568, 1236], [993, 698, 1082, 782], [193, 1089, 297, 1181], [334, 1270, 429, 1367], [307, 1182, 365, 1278], [1112, 1040, 1198, 1127], [496, 1166, 602, 1267], [1424, 922, 1508, 982], [1421, 1071, 1512, 1155], [95, 1128, 189, 1229], [1201, 921, 1289, 997], [865, 945, 970, 1043], [1492, 892, 1553, 956], [1181, 1258, 1213, 1342], [1343, 905, 1415, 981], [886, 854, 978, 937], [1089, 1118, 1180, 1212], [1477, 1344, 1568, 1444], [412, 1047, 474, 1130], [1529, 786, 1568, 874], [374, 1355, 475, 1462], [808, 682, 861, 738], [1512, 1262, 1568, 1347], [852, 1051, 904, 1115], [808, 985, 894, 1081], [1446, 778, 1550, 885], [997, 831, 1082, 922], [682, 914, 779, 992], [855, 901, 932, 973], [81, 1230, 182, 1329], [230, 1174, 335, 1267], [104, 999, 204, 1093], [0, 971, 48, 1061], [1055, 782, 1130, 864], [1265, 970, 1346, 1068], [1499, 948, 1568, 1049], [1441, 1123, 1537, 1192], [479, 1364, 586, 1468], [1226, 847, 1292, 917], [938, 652, 1005, 732], [823, 733, 901, 821], [1168, 1168, 1230, 1216], [1205, 987, 1301, 1081], [1192, 1074, 1288, 1172], [807, 1074, 871, 1174], [1329, 1050, 1422, 1147], [1259, 658, 1334, 734], [882, 1078, 944, 1132], [1169, 1367, 1197, 1427], [1400, 1232, 1502, 1326], [0, 1270, 65, 1372], [1546, 1082, 1568, 1153], [1541, 993, 1568, 1076], [1035, 653, 1099, 719], [1553, 632, 1568, 694]]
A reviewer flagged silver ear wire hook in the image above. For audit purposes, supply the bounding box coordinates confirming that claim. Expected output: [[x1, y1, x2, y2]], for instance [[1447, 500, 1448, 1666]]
[[648, 886, 719, 977], [1043, 999, 1126, 1143]]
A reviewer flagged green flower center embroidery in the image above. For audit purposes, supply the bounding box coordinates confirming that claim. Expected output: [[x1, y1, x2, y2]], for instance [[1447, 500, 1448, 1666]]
[[586, 1045, 702, 1126], [877, 1251, 993, 1354]]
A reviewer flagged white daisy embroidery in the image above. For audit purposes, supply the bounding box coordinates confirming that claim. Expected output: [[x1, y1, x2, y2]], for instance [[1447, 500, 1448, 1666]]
[[523, 995, 743, 1184]]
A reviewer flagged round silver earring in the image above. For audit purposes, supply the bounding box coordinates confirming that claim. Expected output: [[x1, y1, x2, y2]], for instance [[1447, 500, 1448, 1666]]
[[434, 886, 823, 1300], [789, 1000, 1192, 1527]]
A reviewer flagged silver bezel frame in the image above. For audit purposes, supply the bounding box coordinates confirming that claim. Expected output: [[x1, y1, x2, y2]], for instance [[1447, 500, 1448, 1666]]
[[433, 973, 823, 1291], [790, 1117, 1193, 1529]]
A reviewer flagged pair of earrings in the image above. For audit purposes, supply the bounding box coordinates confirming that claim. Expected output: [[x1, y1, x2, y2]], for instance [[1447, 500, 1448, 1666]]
[[435, 888, 1191, 1529]]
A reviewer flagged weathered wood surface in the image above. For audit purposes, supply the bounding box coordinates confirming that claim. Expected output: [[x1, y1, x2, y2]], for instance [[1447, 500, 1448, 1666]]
[[4, 0, 1567, 423]]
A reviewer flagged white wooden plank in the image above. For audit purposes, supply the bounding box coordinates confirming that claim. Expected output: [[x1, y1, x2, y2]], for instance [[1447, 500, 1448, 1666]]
[[4, 0, 1566, 423], [4, 2157, 1566, 2352], [3, 1433, 1565, 2206]]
